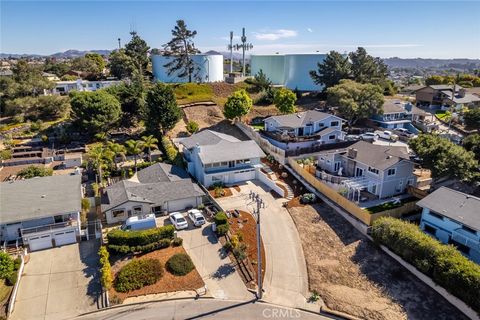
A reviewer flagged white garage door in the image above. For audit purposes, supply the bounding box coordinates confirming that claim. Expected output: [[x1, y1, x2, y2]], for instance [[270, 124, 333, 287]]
[[167, 197, 198, 212], [28, 234, 53, 252], [54, 230, 77, 246], [233, 169, 256, 183]]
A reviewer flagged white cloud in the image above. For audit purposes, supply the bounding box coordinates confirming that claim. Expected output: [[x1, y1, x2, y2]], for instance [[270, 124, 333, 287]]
[[307, 28, 313, 33], [253, 29, 298, 41]]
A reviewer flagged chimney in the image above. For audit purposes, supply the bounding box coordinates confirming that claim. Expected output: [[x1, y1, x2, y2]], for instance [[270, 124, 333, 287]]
[[348, 148, 358, 159]]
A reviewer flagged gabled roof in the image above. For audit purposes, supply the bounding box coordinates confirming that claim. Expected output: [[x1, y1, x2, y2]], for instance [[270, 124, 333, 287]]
[[266, 110, 341, 129], [382, 100, 407, 114], [0, 174, 82, 224], [342, 141, 410, 170], [180, 130, 240, 149], [136, 162, 189, 184], [198, 140, 266, 164], [417, 187, 480, 231]]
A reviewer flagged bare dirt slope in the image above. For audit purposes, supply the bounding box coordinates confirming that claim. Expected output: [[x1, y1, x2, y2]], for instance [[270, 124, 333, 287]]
[[288, 203, 468, 320]]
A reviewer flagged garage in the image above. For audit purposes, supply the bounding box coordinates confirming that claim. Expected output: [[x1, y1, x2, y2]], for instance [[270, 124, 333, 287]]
[[54, 230, 77, 246], [232, 169, 256, 184], [166, 197, 199, 212], [28, 234, 53, 252]]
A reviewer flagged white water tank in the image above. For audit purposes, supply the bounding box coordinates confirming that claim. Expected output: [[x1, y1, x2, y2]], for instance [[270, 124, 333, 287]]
[[151, 54, 224, 83]]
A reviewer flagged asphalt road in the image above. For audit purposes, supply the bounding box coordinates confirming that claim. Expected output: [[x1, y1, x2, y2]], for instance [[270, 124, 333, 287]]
[[75, 299, 332, 320]]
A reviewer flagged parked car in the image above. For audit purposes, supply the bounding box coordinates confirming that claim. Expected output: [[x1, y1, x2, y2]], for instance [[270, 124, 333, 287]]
[[394, 128, 415, 138], [376, 130, 399, 141], [187, 209, 206, 227], [345, 134, 360, 141], [169, 212, 188, 230], [121, 214, 157, 231], [359, 132, 378, 142]]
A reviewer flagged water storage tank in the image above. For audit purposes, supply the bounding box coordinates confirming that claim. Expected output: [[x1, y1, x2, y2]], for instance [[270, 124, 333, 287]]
[[250, 54, 285, 85], [151, 54, 223, 83], [284, 54, 327, 91]]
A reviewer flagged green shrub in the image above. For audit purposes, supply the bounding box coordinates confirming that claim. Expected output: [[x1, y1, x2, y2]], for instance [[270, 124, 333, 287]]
[[5, 271, 17, 286], [108, 238, 171, 254], [98, 246, 113, 289], [161, 136, 178, 162], [0, 149, 12, 161], [186, 121, 199, 134], [372, 217, 480, 312], [13, 257, 21, 271], [114, 259, 163, 292], [17, 165, 53, 179], [107, 225, 175, 247], [233, 243, 247, 261], [300, 193, 316, 204], [0, 252, 14, 279], [81, 198, 90, 212], [216, 224, 229, 236], [214, 211, 228, 226], [166, 253, 195, 276], [223, 241, 232, 251], [172, 237, 183, 247]]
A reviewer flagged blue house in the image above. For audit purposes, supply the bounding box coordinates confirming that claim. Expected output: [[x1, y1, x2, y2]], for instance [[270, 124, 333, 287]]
[[417, 187, 480, 264], [371, 100, 418, 133]]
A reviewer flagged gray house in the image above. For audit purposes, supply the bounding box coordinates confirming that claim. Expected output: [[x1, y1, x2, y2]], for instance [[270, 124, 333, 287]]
[[316, 141, 416, 199], [101, 163, 204, 224], [0, 174, 82, 252]]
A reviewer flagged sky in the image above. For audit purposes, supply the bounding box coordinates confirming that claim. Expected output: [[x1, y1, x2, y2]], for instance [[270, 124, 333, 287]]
[[1, 1, 479, 59]]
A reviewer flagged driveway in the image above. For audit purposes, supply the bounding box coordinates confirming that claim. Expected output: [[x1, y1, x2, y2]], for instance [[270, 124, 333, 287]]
[[11, 240, 101, 320], [216, 180, 310, 310], [159, 216, 252, 301]]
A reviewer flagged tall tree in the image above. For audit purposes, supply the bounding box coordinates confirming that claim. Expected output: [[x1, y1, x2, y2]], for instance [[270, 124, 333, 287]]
[[125, 139, 145, 173], [71, 56, 98, 73], [349, 47, 388, 85], [141, 135, 159, 162], [11, 59, 54, 97], [108, 49, 136, 79], [88, 144, 114, 184], [85, 53, 106, 74], [250, 69, 272, 92], [463, 134, 480, 161], [70, 91, 122, 135], [144, 82, 181, 135], [223, 89, 253, 121], [327, 79, 384, 125], [274, 88, 297, 114], [105, 81, 145, 125], [125, 31, 150, 77], [464, 108, 480, 129], [107, 141, 126, 170], [163, 20, 200, 83], [309, 50, 351, 91]]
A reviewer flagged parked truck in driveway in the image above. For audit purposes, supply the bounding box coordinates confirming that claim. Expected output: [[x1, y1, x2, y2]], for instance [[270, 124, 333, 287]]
[[375, 130, 399, 142]]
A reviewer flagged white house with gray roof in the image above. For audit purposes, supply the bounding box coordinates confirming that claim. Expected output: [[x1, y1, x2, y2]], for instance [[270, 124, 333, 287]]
[[418, 187, 480, 264], [180, 130, 266, 187], [0, 174, 82, 252], [101, 163, 205, 224]]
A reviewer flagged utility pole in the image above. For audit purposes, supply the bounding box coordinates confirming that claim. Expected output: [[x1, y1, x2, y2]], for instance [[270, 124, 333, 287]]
[[250, 190, 264, 299], [117, 38, 121, 50], [229, 31, 233, 74]]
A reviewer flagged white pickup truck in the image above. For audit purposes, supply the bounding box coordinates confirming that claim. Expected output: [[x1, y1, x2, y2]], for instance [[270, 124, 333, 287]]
[[375, 130, 399, 142]]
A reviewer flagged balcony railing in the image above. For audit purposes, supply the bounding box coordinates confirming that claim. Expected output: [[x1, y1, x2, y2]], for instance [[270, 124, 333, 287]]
[[21, 220, 78, 236]]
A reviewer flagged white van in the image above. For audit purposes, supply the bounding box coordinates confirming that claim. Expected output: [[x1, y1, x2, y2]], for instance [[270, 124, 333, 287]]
[[121, 214, 157, 231]]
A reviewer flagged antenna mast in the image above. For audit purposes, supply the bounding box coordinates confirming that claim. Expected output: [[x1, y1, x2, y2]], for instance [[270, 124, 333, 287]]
[[231, 28, 253, 76]]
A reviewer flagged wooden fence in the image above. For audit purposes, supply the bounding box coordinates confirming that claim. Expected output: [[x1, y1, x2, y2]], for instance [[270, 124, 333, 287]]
[[288, 158, 418, 226]]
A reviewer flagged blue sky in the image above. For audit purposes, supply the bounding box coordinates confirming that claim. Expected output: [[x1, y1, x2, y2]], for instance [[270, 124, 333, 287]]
[[1, 1, 479, 58]]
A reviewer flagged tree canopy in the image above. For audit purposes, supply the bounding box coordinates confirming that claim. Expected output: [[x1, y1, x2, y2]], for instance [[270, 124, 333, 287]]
[[274, 88, 297, 114], [223, 89, 253, 121], [309, 50, 351, 90], [125, 31, 150, 77], [108, 49, 137, 80], [464, 108, 480, 129], [163, 20, 200, 83], [327, 79, 384, 125], [463, 133, 480, 161], [18, 165, 53, 179], [4, 95, 70, 121], [70, 90, 122, 135], [105, 81, 145, 125], [409, 134, 479, 182], [349, 47, 388, 85], [144, 82, 181, 134]]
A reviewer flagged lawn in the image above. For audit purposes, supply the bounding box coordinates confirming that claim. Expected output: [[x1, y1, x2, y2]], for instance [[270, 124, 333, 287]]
[[365, 197, 417, 214], [172, 83, 213, 105], [435, 110, 450, 121]]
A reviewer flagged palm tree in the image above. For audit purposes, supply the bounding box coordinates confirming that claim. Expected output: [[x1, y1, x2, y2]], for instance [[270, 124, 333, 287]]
[[107, 141, 126, 170], [125, 139, 145, 173], [87, 144, 113, 184], [141, 135, 159, 162]]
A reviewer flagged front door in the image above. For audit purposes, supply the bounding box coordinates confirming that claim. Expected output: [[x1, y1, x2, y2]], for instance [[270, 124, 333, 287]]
[[298, 127, 304, 136]]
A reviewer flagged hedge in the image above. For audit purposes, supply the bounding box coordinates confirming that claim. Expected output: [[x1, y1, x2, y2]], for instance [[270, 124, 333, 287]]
[[107, 225, 175, 247], [98, 246, 113, 290], [114, 258, 163, 292], [214, 212, 228, 226], [166, 253, 194, 276], [372, 217, 480, 312], [108, 239, 171, 254]]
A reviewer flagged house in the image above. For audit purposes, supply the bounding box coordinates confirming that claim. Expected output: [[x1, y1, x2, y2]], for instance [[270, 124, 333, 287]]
[[316, 141, 417, 200], [63, 153, 83, 168], [42, 72, 60, 81], [417, 187, 480, 264], [179, 130, 266, 188], [101, 163, 205, 224], [371, 100, 415, 130], [0, 175, 82, 252], [415, 85, 480, 109], [52, 79, 122, 95], [263, 110, 345, 150]]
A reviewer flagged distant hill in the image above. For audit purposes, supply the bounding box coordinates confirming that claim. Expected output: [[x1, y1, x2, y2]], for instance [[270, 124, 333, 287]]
[[384, 57, 480, 69], [0, 49, 112, 59]]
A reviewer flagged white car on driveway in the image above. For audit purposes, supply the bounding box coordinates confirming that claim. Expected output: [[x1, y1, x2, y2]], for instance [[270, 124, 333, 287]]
[[187, 209, 206, 227], [375, 130, 399, 142], [169, 212, 188, 230], [359, 132, 378, 142]]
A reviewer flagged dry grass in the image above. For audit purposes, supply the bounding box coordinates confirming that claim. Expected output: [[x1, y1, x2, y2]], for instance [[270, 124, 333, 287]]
[[288, 203, 468, 320], [109, 246, 204, 303]]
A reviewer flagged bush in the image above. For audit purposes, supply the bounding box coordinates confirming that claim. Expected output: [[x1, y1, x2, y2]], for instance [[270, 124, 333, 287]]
[[107, 225, 175, 247], [172, 237, 183, 247], [108, 238, 172, 254], [216, 224, 229, 236], [13, 257, 21, 271], [214, 211, 228, 226], [114, 258, 163, 292], [372, 217, 480, 312], [166, 253, 195, 276], [161, 136, 178, 163], [223, 241, 233, 251], [98, 246, 113, 289], [233, 243, 247, 261], [5, 272, 17, 286], [0, 149, 12, 161], [17, 165, 53, 179], [81, 198, 90, 212], [274, 88, 297, 114], [214, 185, 224, 198], [0, 252, 14, 279], [300, 193, 316, 204], [186, 121, 199, 134]]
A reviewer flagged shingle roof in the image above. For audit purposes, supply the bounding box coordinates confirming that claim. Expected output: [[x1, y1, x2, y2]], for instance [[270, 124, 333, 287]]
[[197, 139, 265, 164], [180, 130, 240, 149], [0, 175, 82, 224], [136, 162, 189, 184], [343, 141, 410, 170], [267, 110, 340, 129], [417, 187, 480, 231], [383, 100, 406, 114]]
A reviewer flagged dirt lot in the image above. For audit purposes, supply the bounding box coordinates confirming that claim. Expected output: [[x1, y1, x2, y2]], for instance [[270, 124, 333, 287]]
[[109, 246, 204, 303], [288, 203, 468, 320]]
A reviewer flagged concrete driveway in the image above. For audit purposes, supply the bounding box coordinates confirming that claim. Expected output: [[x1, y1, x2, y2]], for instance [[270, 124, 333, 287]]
[[216, 180, 310, 310], [159, 215, 252, 301], [11, 240, 101, 320]]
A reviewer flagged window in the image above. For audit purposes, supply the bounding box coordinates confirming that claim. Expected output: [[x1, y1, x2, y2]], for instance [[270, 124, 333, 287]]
[[205, 163, 213, 168], [133, 206, 142, 214], [328, 135, 336, 140], [212, 162, 221, 168], [244, 159, 251, 164], [221, 162, 228, 166], [368, 167, 379, 175], [387, 168, 396, 176], [151, 206, 162, 214], [462, 225, 477, 234], [429, 211, 444, 220], [330, 121, 339, 127], [112, 209, 125, 218], [236, 159, 244, 164], [424, 224, 437, 236]]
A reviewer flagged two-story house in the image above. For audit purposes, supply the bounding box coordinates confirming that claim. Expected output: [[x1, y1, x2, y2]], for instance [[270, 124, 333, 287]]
[[180, 130, 265, 187], [316, 141, 417, 199], [417, 187, 480, 264], [371, 100, 414, 130], [416, 84, 480, 109], [262, 110, 345, 150]]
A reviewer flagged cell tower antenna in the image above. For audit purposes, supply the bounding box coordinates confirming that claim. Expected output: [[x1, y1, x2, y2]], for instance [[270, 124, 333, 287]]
[[227, 31, 234, 74], [231, 28, 253, 76]]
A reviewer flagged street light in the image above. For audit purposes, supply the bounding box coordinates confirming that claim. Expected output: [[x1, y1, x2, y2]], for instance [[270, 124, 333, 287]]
[[249, 190, 264, 299]]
